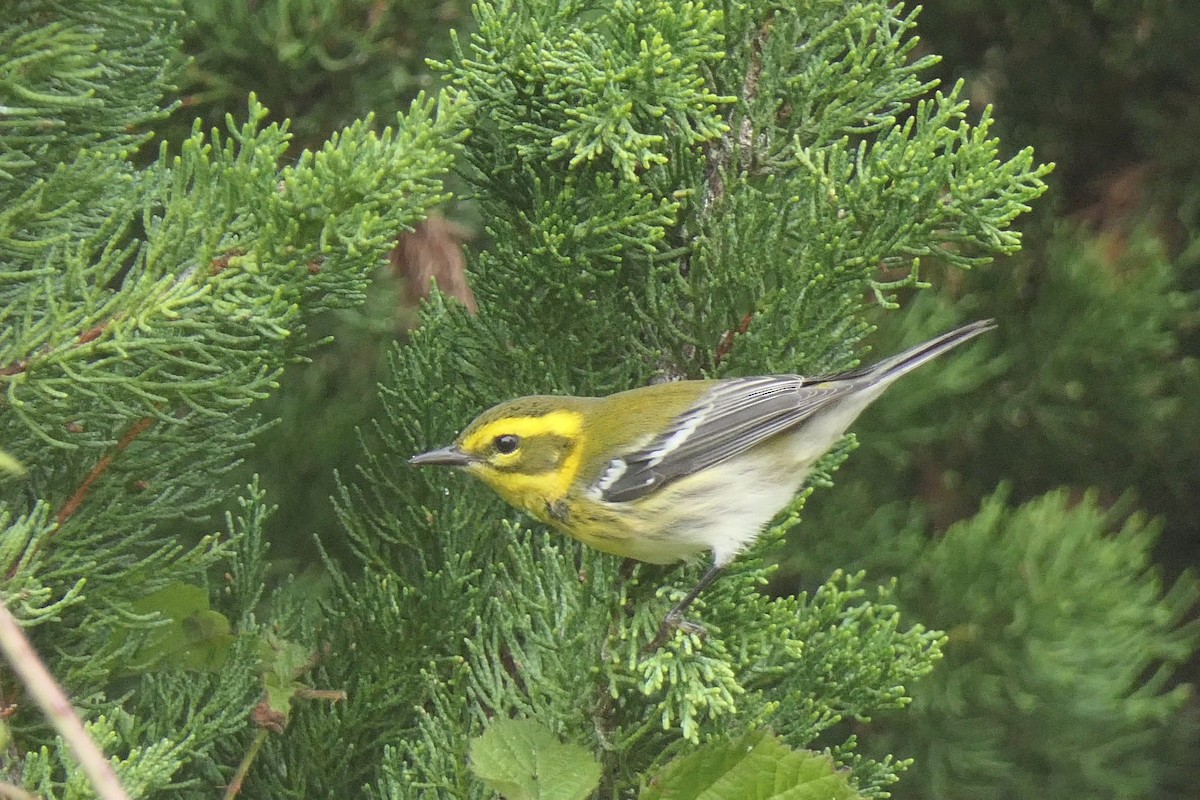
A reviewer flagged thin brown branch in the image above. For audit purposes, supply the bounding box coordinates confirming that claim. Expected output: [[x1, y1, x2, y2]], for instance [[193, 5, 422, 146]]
[[0, 311, 127, 377], [221, 728, 269, 800], [55, 416, 154, 526], [291, 688, 347, 702], [701, 15, 773, 217], [0, 603, 129, 800], [4, 415, 154, 581], [701, 17, 773, 367], [76, 324, 107, 345], [225, 683, 344, 799], [714, 313, 755, 366]]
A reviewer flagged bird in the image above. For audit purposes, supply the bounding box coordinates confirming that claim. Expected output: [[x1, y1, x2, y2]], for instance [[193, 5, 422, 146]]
[[410, 319, 995, 647]]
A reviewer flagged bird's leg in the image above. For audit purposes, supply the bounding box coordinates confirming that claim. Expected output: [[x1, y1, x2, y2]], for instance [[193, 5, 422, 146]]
[[645, 563, 724, 651]]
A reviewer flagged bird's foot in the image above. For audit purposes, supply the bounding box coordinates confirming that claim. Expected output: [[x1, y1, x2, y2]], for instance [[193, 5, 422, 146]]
[[644, 609, 707, 653]]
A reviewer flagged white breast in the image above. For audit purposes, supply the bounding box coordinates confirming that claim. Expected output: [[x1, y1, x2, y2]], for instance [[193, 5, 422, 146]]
[[618, 449, 809, 567]]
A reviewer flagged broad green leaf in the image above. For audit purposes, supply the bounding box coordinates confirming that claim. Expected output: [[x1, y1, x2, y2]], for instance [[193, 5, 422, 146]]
[[641, 731, 863, 800], [469, 718, 601, 800], [120, 582, 234, 672], [261, 635, 314, 717]]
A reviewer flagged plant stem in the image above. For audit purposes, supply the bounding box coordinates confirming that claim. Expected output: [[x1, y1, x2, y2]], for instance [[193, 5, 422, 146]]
[[222, 728, 269, 800], [0, 603, 129, 800]]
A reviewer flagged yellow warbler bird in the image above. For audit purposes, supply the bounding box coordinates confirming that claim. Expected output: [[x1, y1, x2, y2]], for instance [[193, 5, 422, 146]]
[[411, 320, 994, 646]]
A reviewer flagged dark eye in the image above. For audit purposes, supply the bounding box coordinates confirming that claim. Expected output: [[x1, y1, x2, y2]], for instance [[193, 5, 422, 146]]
[[494, 434, 520, 454]]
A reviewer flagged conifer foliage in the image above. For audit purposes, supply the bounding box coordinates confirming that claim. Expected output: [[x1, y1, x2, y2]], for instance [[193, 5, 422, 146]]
[[1, 0, 460, 794], [14, 1, 1190, 799], [310, 1, 1046, 797]]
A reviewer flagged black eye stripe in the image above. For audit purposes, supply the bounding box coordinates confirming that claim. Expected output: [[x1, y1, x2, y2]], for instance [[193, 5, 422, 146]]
[[494, 434, 520, 454], [485, 433, 575, 473]]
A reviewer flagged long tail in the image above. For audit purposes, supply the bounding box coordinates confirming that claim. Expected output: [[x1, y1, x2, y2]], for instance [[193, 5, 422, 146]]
[[842, 319, 996, 384]]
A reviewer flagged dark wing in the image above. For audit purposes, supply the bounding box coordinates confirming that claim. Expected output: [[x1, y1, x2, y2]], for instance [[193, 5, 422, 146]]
[[592, 320, 997, 504], [593, 376, 852, 503]]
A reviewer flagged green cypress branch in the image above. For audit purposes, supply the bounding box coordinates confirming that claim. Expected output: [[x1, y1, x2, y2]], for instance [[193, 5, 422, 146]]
[[878, 488, 1200, 799], [1, 2, 464, 793], [305, 1, 1051, 796]]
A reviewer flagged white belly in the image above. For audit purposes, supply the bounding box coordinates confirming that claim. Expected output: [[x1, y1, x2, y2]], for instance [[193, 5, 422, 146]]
[[606, 396, 877, 566], [619, 448, 810, 566]]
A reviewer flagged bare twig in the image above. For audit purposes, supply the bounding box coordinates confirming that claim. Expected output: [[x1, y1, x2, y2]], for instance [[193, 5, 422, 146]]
[[0, 780, 40, 800], [714, 313, 755, 366], [0, 360, 28, 377], [3, 415, 156, 582], [701, 16, 773, 217], [223, 659, 345, 799], [0, 604, 129, 800], [221, 728, 269, 800], [701, 18, 773, 364], [55, 416, 155, 526]]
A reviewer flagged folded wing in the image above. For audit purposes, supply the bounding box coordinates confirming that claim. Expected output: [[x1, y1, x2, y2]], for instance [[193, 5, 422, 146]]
[[594, 376, 852, 503]]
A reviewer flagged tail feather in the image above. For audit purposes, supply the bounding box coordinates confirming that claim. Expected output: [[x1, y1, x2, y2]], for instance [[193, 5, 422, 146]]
[[840, 319, 996, 384]]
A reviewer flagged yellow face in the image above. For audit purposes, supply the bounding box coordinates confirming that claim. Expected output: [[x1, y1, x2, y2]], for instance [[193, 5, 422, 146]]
[[452, 408, 586, 521]]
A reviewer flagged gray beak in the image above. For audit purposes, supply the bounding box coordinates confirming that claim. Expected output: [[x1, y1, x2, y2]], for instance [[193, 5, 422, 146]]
[[409, 446, 471, 468]]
